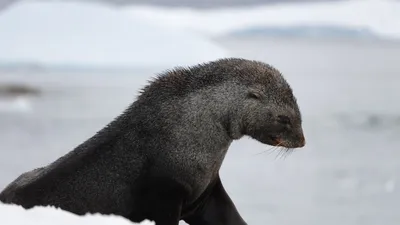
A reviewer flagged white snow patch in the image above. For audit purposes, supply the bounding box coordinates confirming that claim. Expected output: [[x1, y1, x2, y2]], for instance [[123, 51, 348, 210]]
[[124, 0, 400, 39], [0, 1, 227, 68], [0, 203, 154, 225]]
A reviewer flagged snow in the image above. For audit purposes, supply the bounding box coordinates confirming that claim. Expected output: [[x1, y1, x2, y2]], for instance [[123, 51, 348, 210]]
[[1, 0, 397, 68], [124, 0, 400, 40], [0, 1, 227, 68], [0, 203, 154, 225]]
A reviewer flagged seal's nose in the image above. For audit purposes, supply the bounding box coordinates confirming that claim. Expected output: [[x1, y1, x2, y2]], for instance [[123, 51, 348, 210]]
[[299, 135, 306, 147]]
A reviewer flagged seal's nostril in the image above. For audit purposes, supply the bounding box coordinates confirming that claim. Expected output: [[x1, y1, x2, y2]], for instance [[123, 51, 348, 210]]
[[300, 136, 306, 146]]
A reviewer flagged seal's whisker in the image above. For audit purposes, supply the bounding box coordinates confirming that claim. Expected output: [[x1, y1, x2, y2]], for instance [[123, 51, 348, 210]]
[[254, 144, 282, 156], [280, 148, 289, 160], [265, 148, 277, 156], [254, 146, 276, 156], [273, 141, 286, 160], [268, 146, 279, 155], [282, 148, 292, 160], [274, 150, 281, 160], [276, 149, 285, 160]]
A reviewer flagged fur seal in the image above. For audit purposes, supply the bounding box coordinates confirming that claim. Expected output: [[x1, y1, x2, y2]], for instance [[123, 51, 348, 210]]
[[0, 58, 306, 225]]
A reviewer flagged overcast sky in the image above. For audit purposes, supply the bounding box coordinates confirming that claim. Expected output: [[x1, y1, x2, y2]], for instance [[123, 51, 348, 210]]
[[80, 0, 337, 8], [0, 0, 340, 10]]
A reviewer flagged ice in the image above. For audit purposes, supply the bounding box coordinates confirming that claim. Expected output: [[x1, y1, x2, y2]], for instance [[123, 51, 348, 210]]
[[0, 1, 227, 68], [125, 0, 400, 40], [0, 202, 154, 225]]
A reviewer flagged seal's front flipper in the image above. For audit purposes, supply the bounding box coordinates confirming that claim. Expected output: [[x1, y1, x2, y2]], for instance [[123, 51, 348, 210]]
[[184, 176, 247, 225], [128, 176, 188, 225]]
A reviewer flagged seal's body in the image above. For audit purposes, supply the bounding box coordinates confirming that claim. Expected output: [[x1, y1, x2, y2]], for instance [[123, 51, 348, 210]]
[[0, 58, 306, 225]]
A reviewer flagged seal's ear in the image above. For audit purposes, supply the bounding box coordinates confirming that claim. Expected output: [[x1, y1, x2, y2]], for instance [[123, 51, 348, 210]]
[[247, 89, 262, 100]]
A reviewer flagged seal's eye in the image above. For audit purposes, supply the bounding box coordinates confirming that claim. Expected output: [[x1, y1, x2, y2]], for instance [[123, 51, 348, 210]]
[[247, 91, 261, 100], [278, 115, 291, 125]]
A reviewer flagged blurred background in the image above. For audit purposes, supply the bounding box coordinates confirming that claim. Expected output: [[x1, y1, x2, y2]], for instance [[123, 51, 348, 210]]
[[1, 0, 400, 224]]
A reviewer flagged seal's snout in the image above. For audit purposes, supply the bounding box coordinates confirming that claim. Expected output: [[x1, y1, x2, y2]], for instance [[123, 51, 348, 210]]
[[268, 133, 305, 149], [298, 135, 306, 148]]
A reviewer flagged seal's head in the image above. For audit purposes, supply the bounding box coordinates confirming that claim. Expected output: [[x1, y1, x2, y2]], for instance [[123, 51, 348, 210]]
[[236, 61, 306, 149], [140, 58, 305, 149]]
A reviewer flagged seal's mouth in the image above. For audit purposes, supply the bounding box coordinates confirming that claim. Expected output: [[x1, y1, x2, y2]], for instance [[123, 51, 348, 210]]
[[266, 135, 306, 148], [267, 135, 283, 146]]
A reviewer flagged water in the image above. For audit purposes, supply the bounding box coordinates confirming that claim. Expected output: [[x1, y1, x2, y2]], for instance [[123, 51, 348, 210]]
[[1, 37, 400, 225]]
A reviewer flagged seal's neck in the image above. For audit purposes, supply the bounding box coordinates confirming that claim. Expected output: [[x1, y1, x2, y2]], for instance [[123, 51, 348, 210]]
[[193, 84, 245, 141], [179, 86, 244, 146]]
